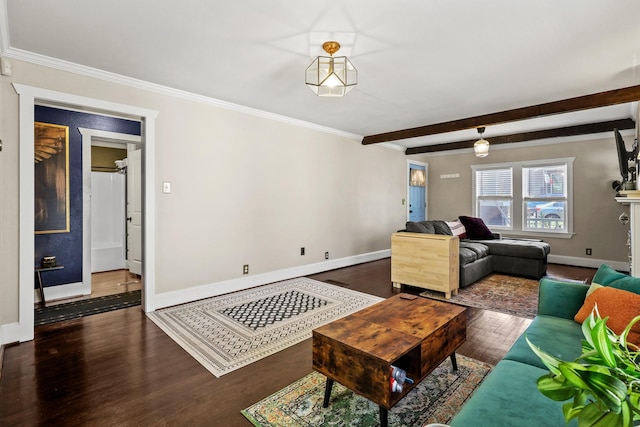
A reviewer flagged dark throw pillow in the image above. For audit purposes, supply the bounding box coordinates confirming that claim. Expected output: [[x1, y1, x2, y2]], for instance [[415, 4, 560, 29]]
[[458, 216, 494, 240]]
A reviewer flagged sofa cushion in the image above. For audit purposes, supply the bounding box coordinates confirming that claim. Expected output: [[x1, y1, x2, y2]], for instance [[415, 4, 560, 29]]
[[504, 315, 584, 369], [449, 360, 576, 427], [591, 263, 640, 294], [458, 215, 495, 240], [574, 286, 640, 345], [537, 278, 589, 319], [458, 242, 490, 265], [460, 241, 490, 258], [405, 221, 434, 234], [473, 239, 550, 259], [458, 246, 478, 264], [431, 220, 453, 235]]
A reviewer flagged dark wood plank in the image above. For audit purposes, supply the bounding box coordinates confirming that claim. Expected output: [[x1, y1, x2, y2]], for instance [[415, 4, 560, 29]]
[[0, 260, 596, 426], [362, 85, 640, 145], [406, 118, 636, 155]]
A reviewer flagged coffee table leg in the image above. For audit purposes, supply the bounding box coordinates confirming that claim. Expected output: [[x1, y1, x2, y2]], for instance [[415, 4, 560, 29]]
[[450, 352, 458, 371], [322, 378, 334, 408], [379, 406, 388, 427]]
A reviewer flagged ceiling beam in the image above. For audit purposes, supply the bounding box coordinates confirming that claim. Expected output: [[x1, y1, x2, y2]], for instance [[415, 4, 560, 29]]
[[405, 119, 636, 155], [362, 84, 640, 145]]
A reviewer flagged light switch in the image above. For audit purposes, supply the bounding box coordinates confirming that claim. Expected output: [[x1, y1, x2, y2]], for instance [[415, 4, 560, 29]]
[[162, 182, 171, 193], [1, 57, 12, 76]]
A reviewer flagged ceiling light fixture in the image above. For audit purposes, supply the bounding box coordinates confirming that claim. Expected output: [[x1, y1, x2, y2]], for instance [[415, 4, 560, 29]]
[[474, 127, 490, 158], [305, 41, 357, 97]]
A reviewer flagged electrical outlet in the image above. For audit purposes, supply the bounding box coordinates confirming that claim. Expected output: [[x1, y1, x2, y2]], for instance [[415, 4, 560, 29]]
[[243, 264, 249, 275], [325, 252, 329, 260], [586, 248, 592, 256], [300, 247, 305, 256]]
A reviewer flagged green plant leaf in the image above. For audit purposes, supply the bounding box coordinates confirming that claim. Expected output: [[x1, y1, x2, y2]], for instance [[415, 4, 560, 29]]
[[563, 400, 584, 422], [620, 400, 633, 427], [620, 315, 640, 349], [559, 362, 593, 390], [532, 307, 640, 426], [583, 313, 597, 348], [583, 370, 627, 412], [557, 364, 627, 412], [578, 402, 622, 427], [590, 318, 616, 368], [527, 337, 562, 374], [537, 374, 576, 401]]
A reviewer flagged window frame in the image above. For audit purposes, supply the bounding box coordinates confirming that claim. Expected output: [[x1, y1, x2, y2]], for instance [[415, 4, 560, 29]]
[[472, 157, 574, 239]]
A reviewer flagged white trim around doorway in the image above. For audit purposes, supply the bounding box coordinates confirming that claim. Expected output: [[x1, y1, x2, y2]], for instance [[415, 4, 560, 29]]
[[13, 83, 158, 343], [79, 128, 142, 298]]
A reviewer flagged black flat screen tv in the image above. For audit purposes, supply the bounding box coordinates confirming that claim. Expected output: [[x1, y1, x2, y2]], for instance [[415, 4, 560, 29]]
[[614, 128, 637, 182]]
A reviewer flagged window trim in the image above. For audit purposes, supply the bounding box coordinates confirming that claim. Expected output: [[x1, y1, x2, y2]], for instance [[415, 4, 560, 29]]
[[472, 157, 575, 239]]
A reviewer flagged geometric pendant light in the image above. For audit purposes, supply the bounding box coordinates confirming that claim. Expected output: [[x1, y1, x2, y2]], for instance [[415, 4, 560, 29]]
[[305, 41, 357, 97]]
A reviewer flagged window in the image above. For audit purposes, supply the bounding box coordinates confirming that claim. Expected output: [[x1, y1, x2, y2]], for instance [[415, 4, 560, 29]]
[[523, 164, 567, 232], [475, 167, 512, 227], [473, 158, 574, 237]]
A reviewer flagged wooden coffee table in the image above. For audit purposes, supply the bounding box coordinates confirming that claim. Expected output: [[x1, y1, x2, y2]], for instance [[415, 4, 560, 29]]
[[312, 293, 466, 427]]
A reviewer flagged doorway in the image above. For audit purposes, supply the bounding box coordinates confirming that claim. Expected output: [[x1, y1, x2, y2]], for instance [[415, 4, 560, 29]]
[[407, 160, 428, 222], [80, 129, 142, 297], [14, 83, 158, 343]]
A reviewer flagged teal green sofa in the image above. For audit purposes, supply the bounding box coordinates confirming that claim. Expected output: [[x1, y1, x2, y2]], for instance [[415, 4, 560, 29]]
[[450, 264, 640, 427]]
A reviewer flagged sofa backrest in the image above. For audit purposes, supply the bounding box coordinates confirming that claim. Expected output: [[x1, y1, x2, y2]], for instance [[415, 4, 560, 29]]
[[405, 220, 452, 235], [591, 263, 640, 295]]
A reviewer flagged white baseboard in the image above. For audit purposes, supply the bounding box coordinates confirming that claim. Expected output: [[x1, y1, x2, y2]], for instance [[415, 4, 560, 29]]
[[1, 322, 21, 345], [548, 255, 629, 273], [153, 250, 390, 310], [34, 281, 87, 304]]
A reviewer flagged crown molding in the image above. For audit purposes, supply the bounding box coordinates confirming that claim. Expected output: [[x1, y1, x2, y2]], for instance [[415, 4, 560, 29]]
[[1, 45, 364, 142]]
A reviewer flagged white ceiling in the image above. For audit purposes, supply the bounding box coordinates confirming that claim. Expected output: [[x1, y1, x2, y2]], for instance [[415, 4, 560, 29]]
[[2, 0, 640, 150]]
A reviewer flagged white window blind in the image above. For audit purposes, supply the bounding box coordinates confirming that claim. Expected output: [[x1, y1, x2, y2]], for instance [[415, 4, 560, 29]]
[[475, 167, 513, 227], [476, 168, 512, 197]]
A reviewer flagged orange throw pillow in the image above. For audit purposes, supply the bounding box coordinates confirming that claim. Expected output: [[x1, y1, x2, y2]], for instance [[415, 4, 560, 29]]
[[574, 286, 640, 346]]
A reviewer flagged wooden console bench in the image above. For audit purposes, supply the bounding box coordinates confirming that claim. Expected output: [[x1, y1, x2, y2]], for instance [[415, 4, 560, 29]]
[[391, 232, 459, 298]]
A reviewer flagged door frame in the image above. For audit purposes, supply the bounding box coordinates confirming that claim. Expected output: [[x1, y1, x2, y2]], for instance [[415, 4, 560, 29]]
[[79, 128, 142, 296], [406, 160, 428, 221], [14, 83, 158, 343]]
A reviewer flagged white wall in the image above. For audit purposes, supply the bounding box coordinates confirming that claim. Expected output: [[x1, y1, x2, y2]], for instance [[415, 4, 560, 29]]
[[0, 59, 408, 332]]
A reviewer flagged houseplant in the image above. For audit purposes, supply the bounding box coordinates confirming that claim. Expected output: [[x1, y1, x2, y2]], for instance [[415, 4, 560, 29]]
[[527, 308, 640, 427]]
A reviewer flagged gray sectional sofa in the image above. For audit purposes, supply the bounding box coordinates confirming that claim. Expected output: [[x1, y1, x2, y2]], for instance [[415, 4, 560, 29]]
[[405, 219, 551, 288]]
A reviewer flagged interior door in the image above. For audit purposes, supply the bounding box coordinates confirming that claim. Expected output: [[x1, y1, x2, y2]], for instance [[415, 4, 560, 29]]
[[127, 148, 142, 275], [408, 163, 426, 222]]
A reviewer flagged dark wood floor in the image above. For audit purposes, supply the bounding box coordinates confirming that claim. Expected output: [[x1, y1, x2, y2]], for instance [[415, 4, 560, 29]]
[[0, 260, 596, 427]]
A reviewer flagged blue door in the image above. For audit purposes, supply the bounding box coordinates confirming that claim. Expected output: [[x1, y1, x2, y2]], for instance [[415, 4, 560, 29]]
[[409, 164, 426, 222]]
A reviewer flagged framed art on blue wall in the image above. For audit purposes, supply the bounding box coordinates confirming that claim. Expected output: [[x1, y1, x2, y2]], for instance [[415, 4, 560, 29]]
[[34, 122, 70, 234]]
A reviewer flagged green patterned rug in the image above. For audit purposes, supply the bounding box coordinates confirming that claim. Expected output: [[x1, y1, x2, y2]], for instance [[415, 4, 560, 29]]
[[241, 355, 491, 427]]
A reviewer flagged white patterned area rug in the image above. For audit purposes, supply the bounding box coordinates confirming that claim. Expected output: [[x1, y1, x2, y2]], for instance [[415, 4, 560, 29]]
[[147, 278, 383, 377]]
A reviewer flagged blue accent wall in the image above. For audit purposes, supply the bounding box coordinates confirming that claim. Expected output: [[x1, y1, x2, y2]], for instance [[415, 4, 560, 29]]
[[34, 106, 141, 288]]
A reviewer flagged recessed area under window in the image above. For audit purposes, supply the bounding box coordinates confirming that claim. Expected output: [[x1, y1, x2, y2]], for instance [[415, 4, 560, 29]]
[[472, 158, 574, 238]]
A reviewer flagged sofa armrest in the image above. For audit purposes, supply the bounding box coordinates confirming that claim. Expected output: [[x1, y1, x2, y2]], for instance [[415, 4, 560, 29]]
[[537, 278, 589, 319]]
